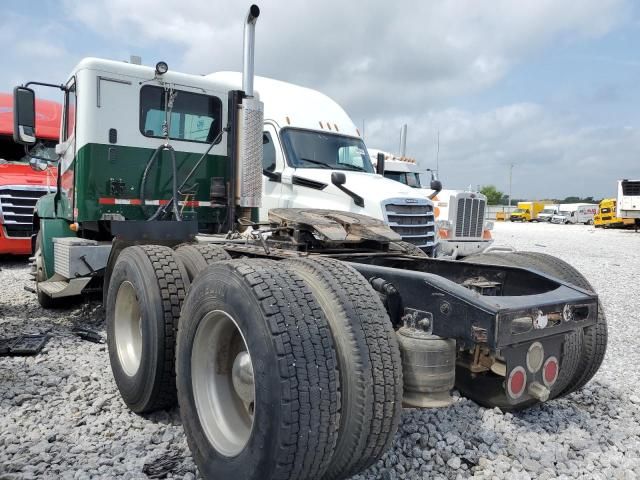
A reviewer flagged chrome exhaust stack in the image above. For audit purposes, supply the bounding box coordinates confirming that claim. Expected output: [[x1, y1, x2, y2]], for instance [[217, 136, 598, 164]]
[[242, 4, 260, 97], [236, 4, 264, 212]]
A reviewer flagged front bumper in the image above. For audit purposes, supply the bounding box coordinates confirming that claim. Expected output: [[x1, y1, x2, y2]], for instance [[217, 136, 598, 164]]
[[438, 239, 494, 258], [0, 226, 32, 255]]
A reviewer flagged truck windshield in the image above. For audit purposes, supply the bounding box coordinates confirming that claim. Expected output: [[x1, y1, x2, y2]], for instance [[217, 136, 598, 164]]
[[384, 171, 422, 187], [0, 137, 57, 164], [542, 209, 555, 214], [513, 208, 525, 214], [280, 128, 374, 173]]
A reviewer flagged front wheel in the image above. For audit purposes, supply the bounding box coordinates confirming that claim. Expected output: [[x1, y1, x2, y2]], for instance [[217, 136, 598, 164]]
[[176, 260, 340, 480], [33, 231, 64, 308]]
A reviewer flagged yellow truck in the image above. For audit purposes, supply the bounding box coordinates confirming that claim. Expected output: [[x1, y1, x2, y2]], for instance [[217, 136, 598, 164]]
[[594, 198, 635, 228], [509, 201, 545, 222]]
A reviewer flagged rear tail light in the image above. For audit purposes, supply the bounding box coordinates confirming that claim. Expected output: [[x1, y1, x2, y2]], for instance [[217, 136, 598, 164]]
[[543, 356, 559, 387], [507, 366, 526, 399], [526, 342, 544, 373]]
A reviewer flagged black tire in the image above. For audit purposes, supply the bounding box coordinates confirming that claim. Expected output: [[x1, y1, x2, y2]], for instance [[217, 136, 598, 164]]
[[174, 243, 231, 281], [510, 251, 607, 395], [34, 231, 65, 308], [285, 257, 403, 479], [106, 245, 189, 413], [460, 251, 585, 409], [176, 260, 340, 480], [389, 240, 429, 257]]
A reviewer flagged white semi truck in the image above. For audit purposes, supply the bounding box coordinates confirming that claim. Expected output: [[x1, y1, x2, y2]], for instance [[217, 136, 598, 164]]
[[207, 73, 438, 255], [370, 150, 493, 258]]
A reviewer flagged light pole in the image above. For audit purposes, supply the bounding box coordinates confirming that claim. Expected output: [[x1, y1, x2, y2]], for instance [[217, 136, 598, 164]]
[[508, 163, 514, 208]]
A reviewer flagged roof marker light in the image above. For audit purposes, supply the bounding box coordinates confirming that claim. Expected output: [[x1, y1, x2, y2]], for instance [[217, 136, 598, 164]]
[[155, 61, 169, 75]]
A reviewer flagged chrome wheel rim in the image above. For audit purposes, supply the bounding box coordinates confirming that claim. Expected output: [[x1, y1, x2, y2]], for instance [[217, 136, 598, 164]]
[[192, 310, 254, 457], [114, 281, 143, 376]]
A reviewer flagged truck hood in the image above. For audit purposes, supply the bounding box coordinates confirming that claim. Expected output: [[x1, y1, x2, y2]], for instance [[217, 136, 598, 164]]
[[0, 163, 57, 188], [293, 169, 429, 203]]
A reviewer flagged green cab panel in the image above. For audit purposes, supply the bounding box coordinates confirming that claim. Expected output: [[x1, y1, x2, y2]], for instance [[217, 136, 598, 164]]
[[73, 143, 229, 225], [40, 218, 76, 279]]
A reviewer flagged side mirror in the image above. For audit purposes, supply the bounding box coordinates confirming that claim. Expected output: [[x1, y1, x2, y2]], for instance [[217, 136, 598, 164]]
[[376, 152, 385, 175], [29, 156, 48, 172], [13, 86, 37, 146], [430, 179, 442, 191], [331, 172, 346, 186]]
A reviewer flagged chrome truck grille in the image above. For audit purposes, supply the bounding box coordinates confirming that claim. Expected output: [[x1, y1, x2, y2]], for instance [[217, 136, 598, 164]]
[[454, 197, 486, 238], [384, 199, 435, 251], [0, 186, 51, 238]]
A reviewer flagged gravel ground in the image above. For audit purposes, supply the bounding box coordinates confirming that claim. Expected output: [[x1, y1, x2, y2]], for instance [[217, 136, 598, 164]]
[[1, 221, 639, 479]]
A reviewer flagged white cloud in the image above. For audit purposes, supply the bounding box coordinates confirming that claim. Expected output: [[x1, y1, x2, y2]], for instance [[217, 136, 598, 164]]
[[366, 104, 640, 198]]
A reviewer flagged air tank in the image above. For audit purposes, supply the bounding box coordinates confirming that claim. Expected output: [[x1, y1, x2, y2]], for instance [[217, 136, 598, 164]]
[[396, 319, 455, 408]]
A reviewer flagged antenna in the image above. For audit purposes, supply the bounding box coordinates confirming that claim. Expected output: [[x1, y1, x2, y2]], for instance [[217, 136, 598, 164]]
[[362, 119, 365, 140]]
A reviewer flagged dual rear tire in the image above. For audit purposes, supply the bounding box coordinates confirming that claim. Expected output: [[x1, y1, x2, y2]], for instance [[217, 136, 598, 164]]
[[106, 246, 403, 479]]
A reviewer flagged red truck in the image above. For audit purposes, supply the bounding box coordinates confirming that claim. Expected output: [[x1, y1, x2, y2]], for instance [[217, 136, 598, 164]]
[[0, 93, 60, 254]]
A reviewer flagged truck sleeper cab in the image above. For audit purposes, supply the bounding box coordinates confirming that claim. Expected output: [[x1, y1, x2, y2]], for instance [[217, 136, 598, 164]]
[[206, 73, 437, 254]]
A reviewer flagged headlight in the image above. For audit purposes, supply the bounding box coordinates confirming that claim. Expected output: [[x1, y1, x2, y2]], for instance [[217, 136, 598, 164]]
[[436, 220, 452, 231]]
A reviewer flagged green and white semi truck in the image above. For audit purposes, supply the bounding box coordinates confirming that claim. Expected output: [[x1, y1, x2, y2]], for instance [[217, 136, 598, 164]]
[[13, 5, 607, 479]]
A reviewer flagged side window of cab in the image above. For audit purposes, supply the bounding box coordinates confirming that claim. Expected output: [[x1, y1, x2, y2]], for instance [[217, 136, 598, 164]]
[[63, 81, 77, 141], [263, 132, 276, 172]]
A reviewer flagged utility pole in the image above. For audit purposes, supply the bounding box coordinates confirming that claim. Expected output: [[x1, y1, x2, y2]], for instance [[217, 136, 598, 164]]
[[508, 163, 514, 208]]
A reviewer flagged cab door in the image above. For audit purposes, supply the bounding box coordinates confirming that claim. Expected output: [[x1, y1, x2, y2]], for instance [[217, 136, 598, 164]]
[[260, 123, 283, 221]]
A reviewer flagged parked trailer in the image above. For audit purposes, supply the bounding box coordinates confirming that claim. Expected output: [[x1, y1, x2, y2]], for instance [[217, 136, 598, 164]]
[[617, 179, 640, 231], [13, 6, 607, 480]]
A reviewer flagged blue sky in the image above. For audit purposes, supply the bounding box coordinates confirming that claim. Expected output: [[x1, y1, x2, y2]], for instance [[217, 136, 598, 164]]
[[1, 0, 638, 199]]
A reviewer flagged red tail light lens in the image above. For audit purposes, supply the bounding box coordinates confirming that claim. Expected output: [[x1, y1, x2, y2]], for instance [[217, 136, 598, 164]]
[[543, 356, 559, 387], [507, 366, 527, 399]]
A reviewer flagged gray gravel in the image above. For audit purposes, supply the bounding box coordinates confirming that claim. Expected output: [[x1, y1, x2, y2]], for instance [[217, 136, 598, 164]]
[[1, 221, 639, 479]]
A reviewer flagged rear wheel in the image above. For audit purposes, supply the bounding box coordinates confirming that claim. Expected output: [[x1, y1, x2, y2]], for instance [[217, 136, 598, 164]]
[[174, 243, 231, 281], [176, 260, 340, 480], [106, 245, 189, 413], [285, 257, 403, 479]]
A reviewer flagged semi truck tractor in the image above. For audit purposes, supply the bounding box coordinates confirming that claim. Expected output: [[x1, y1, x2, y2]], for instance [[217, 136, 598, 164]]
[[13, 5, 607, 479], [205, 73, 438, 255], [370, 149, 493, 258], [0, 93, 60, 254]]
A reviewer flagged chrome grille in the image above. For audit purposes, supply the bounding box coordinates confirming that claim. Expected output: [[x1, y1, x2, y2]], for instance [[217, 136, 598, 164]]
[[384, 200, 435, 252], [0, 186, 51, 238], [454, 197, 486, 238]]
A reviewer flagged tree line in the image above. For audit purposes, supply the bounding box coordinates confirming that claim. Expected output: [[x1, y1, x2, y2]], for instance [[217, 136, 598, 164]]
[[479, 185, 601, 206]]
